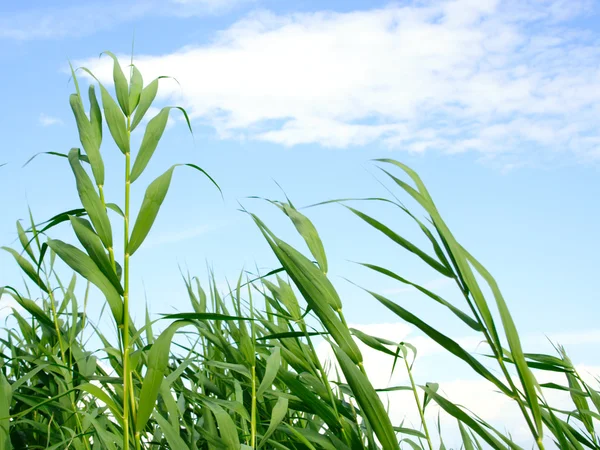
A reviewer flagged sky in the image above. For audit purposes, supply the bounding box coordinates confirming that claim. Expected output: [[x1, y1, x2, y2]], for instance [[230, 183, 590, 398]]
[[1, 0, 600, 447]]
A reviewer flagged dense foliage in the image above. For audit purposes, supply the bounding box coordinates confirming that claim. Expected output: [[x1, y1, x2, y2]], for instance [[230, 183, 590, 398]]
[[0, 54, 598, 450]]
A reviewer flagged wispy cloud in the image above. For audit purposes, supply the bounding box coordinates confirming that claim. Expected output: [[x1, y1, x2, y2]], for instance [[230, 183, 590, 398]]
[[79, 0, 600, 166], [39, 113, 63, 127], [0, 0, 253, 40]]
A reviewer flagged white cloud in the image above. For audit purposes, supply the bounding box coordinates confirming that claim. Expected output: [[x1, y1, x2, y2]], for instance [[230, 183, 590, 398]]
[[0, 0, 252, 40], [77, 0, 600, 165], [39, 113, 63, 127]]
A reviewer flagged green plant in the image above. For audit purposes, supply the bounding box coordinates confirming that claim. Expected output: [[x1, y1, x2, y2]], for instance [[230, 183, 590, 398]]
[[0, 51, 598, 450]]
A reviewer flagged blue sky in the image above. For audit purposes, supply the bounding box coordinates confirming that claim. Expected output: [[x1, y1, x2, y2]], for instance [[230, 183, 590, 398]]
[[1, 0, 600, 444]]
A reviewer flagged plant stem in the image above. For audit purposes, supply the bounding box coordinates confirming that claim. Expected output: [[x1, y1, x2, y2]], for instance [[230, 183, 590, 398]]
[[251, 363, 257, 448], [404, 356, 433, 450], [249, 283, 257, 449], [123, 119, 132, 450]]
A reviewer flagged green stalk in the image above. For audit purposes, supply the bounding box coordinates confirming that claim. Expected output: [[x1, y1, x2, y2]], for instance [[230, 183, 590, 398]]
[[123, 118, 132, 450], [251, 363, 257, 448], [250, 284, 257, 449], [403, 355, 433, 450]]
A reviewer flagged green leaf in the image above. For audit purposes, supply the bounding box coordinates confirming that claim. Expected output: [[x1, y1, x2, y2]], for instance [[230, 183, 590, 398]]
[[346, 206, 453, 277], [203, 400, 241, 449], [153, 410, 189, 449], [331, 344, 399, 450], [129, 164, 220, 255], [137, 320, 192, 433], [392, 427, 426, 439], [278, 371, 340, 431], [350, 328, 399, 358], [23, 151, 90, 168], [258, 396, 288, 448], [69, 216, 122, 294], [458, 421, 475, 450], [16, 221, 35, 261], [376, 159, 503, 352], [128, 166, 174, 256], [462, 247, 543, 439], [0, 372, 12, 450], [282, 203, 328, 273], [2, 288, 54, 330], [129, 65, 143, 112], [131, 77, 159, 131], [366, 289, 512, 397], [68, 148, 113, 249], [102, 51, 131, 115], [1, 247, 48, 293], [89, 85, 103, 148], [256, 331, 326, 341], [359, 262, 482, 331], [252, 214, 362, 364], [69, 93, 104, 186], [76, 383, 123, 427], [97, 82, 129, 154], [161, 312, 252, 321], [130, 106, 193, 183], [48, 239, 123, 325], [257, 347, 281, 401], [422, 386, 517, 450]]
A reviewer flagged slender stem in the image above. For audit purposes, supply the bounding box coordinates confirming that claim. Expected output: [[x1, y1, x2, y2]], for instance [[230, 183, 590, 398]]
[[123, 119, 132, 449], [404, 356, 433, 450], [251, 363, 257, 448], [249, 283, 257, 449]]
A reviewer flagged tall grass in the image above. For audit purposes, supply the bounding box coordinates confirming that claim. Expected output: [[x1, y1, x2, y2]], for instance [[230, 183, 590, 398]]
[[0, 54, 598, 449]]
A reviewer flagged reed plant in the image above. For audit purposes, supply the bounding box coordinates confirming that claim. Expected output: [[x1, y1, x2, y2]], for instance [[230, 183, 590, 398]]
[[0, 54, 598, 449]]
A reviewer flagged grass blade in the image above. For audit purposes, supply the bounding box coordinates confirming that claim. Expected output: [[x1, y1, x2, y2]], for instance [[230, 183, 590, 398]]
[[130, 107, 193, 183], [68, 148, 113, 249], [332, 343, 399, 450]]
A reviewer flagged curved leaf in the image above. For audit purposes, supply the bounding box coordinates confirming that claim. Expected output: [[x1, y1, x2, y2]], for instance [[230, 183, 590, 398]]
[[68, 148, 113, 249], [128, 65, 143, 112], [128, 164, 220, 255], [256, 347, 281, 401], [137, 320, 192, 433], [1, 247, 48, 293], [130, 106, 192, 183], [332, 344, 399, 450], [69, 216, 122, 294], [131, 77, 159, 131], [101, 51, 130, 115], [48, 239, 123, 325]]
